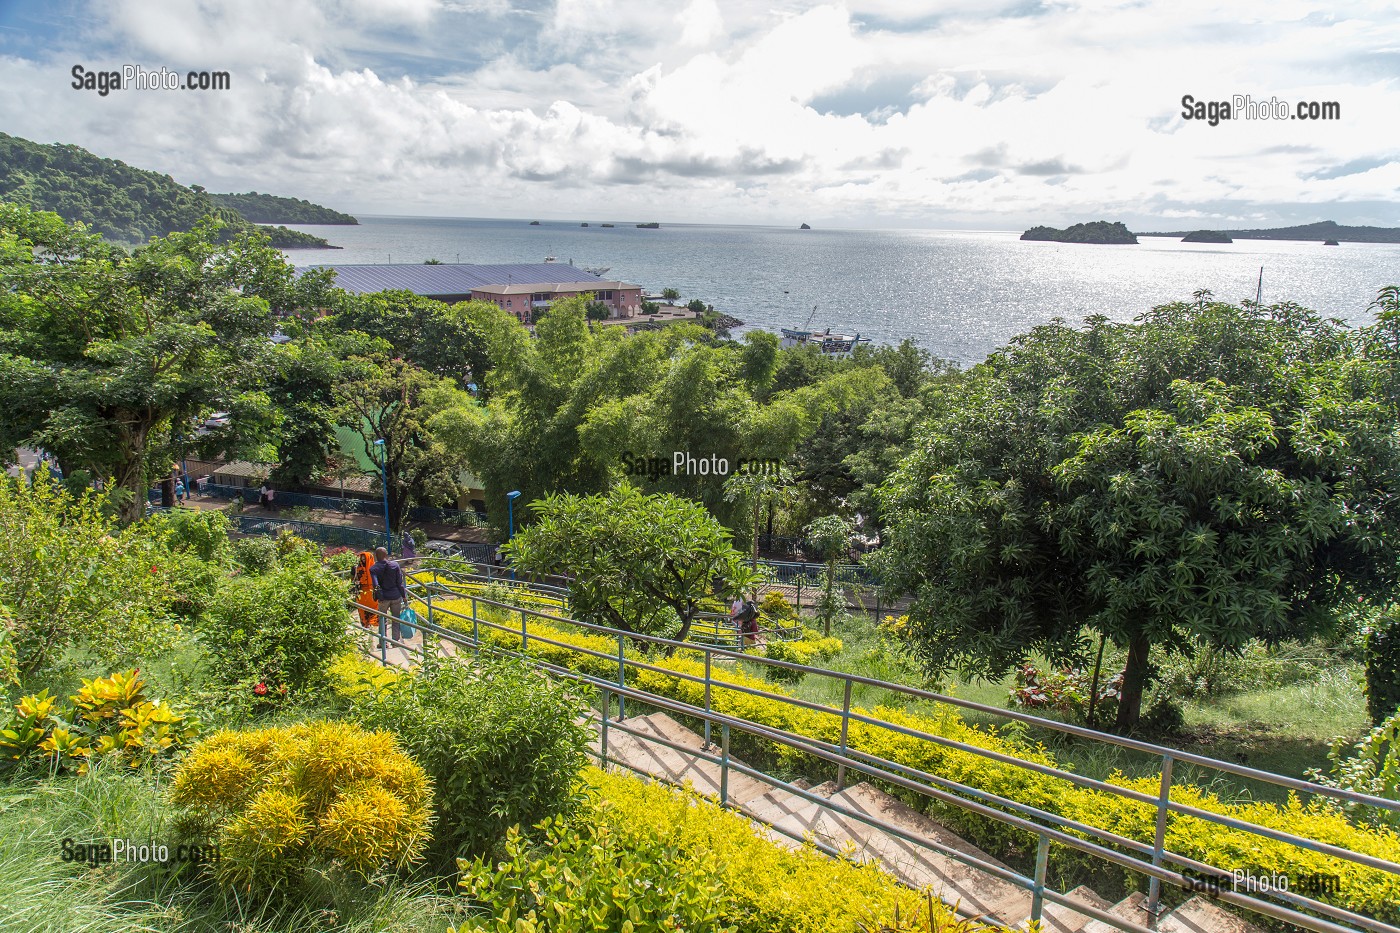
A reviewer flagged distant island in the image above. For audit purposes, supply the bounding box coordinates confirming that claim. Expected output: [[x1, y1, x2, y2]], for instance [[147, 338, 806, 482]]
[[1021, 221, 1138, 244], [529, 220, 541, 225], [800, 223, 811, 230], [637, 222, 660, 229], [0, 132, 342, 248], [1139, 220, 1400, 244], [1182, 230, 1233, 243], [209, 191, 358, 225]]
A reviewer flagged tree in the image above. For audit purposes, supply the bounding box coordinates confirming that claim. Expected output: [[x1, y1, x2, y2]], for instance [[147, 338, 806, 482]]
[[334, 354, 475, 533], [875, 296, 1400, 731], [723, 465, 796, 566], [662, 288, 681, 302], [0, 206, 289, 523], [585, 300, 611, 322], [326, 290, 492, 390], [505, 486, 751, 641], [267, 333, 376, 488], [805, 514, 854, 635]]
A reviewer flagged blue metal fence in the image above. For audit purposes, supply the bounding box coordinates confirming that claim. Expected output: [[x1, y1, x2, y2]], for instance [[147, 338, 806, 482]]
[[172, 481, 489, 527]]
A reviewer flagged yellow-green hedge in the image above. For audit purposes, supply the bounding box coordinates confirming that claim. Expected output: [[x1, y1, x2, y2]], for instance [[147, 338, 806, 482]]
[[427, 607, 1400, 921], [578, 767, 975, 932]]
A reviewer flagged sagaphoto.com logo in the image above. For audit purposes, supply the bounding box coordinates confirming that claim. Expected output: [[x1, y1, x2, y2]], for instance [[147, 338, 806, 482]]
[[72, 64, 231, 96], [1180, 94, 1340, 126]]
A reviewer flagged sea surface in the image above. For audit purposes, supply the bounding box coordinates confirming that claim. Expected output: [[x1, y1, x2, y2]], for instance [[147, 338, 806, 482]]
[[282, 216, 1400, 365]]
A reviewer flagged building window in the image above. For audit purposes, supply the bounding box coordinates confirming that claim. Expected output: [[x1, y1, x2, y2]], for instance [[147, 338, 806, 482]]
[[507, 299, 512, 307]]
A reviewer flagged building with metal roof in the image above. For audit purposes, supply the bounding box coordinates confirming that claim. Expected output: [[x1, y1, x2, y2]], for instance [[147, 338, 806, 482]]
[[306, 262, 643, 322]]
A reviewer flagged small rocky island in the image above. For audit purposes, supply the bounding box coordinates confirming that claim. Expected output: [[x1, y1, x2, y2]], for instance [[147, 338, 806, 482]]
[[800, 223, 811, 229], [1182, 230, 1233, 243], [1020, 221, 1138, 244]]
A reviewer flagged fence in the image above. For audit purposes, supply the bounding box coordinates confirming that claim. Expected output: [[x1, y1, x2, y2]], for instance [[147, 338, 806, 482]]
[[353, 590, 1400, 933], [167, 482, 489, 527]]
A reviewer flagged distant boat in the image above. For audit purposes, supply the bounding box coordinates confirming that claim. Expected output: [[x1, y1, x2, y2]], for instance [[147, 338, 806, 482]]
[[529, 220, 541, 225], [600, 223, 615, 228], [544, 255, 557, 263], [581, 223, 589, 227], [582, 266, 610, 276], [636, 222, 660, 229], [1324, 239, 1339, 245]]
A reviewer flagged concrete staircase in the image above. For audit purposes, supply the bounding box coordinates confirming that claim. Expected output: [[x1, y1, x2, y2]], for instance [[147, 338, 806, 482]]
[[598, 711, 1266, 933]]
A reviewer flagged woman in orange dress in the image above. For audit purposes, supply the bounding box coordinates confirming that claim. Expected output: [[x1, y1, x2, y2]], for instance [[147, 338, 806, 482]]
[[354, 550, 379, 627]]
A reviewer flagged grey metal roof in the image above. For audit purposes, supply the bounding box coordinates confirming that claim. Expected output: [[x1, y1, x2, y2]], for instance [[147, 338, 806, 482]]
[[304, 263, 617, 296]]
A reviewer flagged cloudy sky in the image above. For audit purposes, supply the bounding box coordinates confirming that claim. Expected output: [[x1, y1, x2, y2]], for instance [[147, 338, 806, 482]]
[[0, 0, 1396, 229]]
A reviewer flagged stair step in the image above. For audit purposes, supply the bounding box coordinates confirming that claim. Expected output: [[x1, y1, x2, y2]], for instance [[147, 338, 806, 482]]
[[743, 788, 860, 853], [826, 783, 1032, 924], [603, 713, 775, 805], [1081, 892, 1149, 933], [808, 780, 840, 798], [1022, 885, 1114, 933], [1159, 896, 1265, 933]]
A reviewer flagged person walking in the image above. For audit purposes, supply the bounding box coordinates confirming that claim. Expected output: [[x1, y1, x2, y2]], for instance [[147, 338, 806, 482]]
[[400, 532, 418, 566], [370, 546, 409, 644], [175, 476, 186, 504]]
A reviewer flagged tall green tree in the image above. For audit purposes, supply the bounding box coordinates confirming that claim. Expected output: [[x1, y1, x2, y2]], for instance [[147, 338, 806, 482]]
[[505, 486, 751, 640], [875, 296, 1400, 730], [326, 290, 493, 390], [0, 205, 290, 522]]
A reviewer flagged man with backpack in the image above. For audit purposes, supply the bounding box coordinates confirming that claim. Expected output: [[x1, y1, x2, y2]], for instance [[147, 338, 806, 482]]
[[370, 546, 409, 644], [734, 593, 761, 648]]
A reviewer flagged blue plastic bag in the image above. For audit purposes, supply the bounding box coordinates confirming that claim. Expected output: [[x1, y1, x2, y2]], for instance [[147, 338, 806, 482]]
[[399, 606, 418, 639]]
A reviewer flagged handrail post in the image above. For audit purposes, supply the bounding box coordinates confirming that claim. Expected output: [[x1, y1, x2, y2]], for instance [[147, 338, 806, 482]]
[[378, 610, 387, 665], [720, 722, 730, 806], [424, 587, 434, 656], [836, 676, 853, 790], [599, 687, 610, 767], [1147, 753, 1175, 928], [520, 607, 529, 651], [470, 596, 480, 650], [704, 651, 713, 748], [1031, 832, 1050, 923], [616, 631, 627, 722]]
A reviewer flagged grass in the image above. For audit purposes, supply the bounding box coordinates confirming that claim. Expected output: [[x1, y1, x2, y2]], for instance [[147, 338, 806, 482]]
[[0, 763, 474, 933]]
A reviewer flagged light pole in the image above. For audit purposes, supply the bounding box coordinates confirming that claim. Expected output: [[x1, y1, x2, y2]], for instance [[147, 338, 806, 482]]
[[374, 439, 391, 553], [506, 490, 521, 579]]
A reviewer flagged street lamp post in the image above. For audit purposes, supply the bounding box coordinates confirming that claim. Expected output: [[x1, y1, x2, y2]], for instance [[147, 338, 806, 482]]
[[506, 490, 521, 580], [374, 439, 391, 553]]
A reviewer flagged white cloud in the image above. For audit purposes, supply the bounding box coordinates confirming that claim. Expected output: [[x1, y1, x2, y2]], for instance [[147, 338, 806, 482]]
[[0, 0, 1395, 227]]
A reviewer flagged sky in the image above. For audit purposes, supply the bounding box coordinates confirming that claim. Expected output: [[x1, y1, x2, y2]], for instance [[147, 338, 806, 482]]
[[0, 0, 1396, 229]]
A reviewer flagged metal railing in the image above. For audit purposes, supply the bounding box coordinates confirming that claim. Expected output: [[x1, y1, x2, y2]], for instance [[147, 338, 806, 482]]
[[352, 590, 1400, 933], [177, 481, 490, 527]]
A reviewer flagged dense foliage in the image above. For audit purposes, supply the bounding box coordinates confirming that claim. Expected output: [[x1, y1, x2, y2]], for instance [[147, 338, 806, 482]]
[[454, 769, 961, 933], [352, 655, 590, 867], [171, 721, 433, 890], [875, 295, 1400, 728], [0, 133, 337, 247], [1366, 605, 1400, 724], [210, 191, 358, 225]]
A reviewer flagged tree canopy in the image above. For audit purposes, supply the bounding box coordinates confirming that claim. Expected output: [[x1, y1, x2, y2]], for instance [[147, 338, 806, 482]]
[[873, 295, 1400, 730]]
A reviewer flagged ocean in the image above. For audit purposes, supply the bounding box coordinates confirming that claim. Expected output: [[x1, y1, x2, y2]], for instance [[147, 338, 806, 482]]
[[282, 216, 1400, 365]]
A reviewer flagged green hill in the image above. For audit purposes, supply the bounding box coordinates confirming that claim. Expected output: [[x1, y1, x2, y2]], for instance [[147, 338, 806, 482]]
[[0, 132, 341, 248], [210, 191, 357, 225], [1140, 219, 1400, 244]]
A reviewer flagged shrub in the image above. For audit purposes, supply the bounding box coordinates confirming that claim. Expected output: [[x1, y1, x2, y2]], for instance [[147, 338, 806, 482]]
[[351, 655, 590, 867], [760, 591, 798, 623], [762, 641, 808, 683], [231, 535, 280, 575], [1009, 662, 1122, 723], [1366, 605, 1400, 725], [1311, 710, 1400, 829], [327, 651, 404, 701], [451, 768, 968, 933], [152, 507, 230, 563], [201, 548, 352, 703], [169, 721, 432, 890], [0, 669, 196, 774], [0, 479, 182, 673]]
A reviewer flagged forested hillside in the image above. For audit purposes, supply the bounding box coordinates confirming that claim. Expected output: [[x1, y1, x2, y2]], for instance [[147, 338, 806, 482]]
[[0, 132, 339, 248], [211, 190, 357, 224]]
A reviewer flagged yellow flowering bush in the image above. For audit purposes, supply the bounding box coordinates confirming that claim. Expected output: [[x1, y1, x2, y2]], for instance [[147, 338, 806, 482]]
[[169, 721, 433, 890], [451, 767, 977, 933]]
